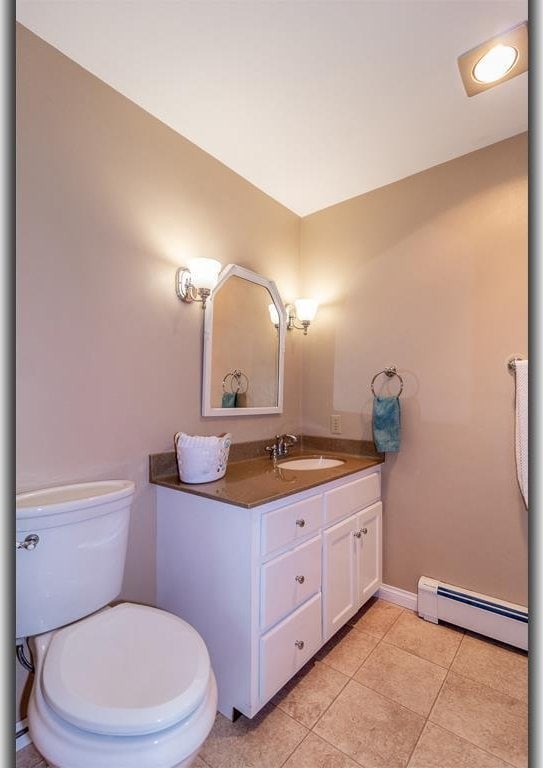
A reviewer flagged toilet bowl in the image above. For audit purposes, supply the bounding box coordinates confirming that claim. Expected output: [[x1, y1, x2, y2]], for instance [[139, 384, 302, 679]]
[[28, 604, 217, 767], [16, 481, 217, 767]]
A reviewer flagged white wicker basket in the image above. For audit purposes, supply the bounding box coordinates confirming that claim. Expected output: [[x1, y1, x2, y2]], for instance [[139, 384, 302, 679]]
[[174, 432, 232, 484]]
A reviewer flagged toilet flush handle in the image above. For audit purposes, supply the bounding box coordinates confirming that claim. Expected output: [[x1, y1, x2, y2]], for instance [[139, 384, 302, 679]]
[[16, 534, 39, 550]]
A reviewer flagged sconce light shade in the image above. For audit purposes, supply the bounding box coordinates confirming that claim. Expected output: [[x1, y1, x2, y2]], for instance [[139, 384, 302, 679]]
[[187, 258, 222, 291], [176, 257, 222, 308], [268, 303, 280, 326], [294, 298, 319, 323]]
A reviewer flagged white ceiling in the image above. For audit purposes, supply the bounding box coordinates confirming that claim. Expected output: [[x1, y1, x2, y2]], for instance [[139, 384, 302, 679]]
[[17, 0, 528, 216]]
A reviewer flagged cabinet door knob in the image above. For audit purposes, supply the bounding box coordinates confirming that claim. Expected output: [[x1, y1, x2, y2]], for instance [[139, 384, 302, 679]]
[[362, 527, 368, 535], [294, 640, 304, 649], [295, 574, 305, 584], [295, 519, 305, 528], [353, 530, 362, 538]]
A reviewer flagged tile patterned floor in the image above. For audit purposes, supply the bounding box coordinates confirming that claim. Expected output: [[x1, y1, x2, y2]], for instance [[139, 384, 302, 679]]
[[17, 598, 528, 768]]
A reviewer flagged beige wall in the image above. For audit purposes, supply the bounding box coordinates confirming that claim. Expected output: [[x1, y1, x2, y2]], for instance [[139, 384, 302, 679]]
[[299, 133, 528, 605], [16, 23, 301, 621], [16, 22, 527, 725]]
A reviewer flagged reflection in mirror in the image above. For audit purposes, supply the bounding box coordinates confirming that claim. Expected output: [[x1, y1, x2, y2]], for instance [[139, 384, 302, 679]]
[[211, 277, 278, 408], [202, 265, 286, 416]]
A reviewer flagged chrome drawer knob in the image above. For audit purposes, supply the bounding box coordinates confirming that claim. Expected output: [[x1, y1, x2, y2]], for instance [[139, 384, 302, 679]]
[[362, 527, 368, 535], [295, 575, 305, 584], [295, 519, 305, 528], [294, 640, 304, 650], [16, 534, 39, 550], [353, 530, 362, 538]]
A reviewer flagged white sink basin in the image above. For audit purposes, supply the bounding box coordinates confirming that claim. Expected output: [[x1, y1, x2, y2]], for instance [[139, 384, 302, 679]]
[[277, 457, 346, 471]]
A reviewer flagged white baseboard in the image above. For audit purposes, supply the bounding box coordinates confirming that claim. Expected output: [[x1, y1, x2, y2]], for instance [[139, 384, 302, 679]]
[[16, 718, 31, 751], [378, 583, 418, 611]]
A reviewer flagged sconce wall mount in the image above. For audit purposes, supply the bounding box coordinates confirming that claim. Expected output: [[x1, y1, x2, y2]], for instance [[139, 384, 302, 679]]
[[176, 258, 222, 309]]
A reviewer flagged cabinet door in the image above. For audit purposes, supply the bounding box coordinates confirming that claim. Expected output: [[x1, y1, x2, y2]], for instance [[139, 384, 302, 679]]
[[323, 513, 358, 641], [356, 502, 382, 606]]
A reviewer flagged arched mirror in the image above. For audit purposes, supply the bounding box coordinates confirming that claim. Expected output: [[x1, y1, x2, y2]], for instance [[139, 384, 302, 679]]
[[202, 264, 286, 416]]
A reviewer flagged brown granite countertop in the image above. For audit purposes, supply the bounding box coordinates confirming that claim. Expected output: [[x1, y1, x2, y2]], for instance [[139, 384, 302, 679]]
[[149, 436, 384, 509]]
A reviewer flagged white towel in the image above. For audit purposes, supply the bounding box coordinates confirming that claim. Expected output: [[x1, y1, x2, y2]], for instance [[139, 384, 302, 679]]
[[514, 360, 528, 507]]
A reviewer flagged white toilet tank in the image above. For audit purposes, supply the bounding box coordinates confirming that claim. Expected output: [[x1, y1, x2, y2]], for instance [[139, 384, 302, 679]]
[[16, 481, 135, 639]]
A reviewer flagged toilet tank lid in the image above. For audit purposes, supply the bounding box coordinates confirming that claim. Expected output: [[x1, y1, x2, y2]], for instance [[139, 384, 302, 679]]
[[16, 481, 135, 519], [42, 603, 211, 737]]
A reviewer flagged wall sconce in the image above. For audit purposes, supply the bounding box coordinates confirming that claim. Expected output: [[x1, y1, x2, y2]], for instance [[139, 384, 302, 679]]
[[286, 299, 319, 336], [176, 258, 222, 309], [268, 303, 280, 328]]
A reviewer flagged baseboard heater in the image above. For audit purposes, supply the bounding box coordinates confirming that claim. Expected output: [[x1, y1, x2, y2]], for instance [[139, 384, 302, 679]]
[[418, 576, 528, 651]]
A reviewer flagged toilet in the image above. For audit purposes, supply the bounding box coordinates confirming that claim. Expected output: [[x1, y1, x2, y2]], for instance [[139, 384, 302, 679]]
[[16, 480, 217, 768]]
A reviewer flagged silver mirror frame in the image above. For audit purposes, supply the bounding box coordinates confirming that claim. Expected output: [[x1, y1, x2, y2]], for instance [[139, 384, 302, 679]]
[[202, 264, 287, 416]]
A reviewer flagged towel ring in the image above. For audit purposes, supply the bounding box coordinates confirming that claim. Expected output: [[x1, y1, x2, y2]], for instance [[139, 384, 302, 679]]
[[371, 366, 403, 397], [222, 370, 249, 394]]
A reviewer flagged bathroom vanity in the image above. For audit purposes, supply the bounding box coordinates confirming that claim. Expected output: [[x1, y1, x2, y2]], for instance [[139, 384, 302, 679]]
[[154, 450, 383, 720]]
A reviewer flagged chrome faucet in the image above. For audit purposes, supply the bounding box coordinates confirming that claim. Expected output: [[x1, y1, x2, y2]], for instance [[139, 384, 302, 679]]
[[265, 434, 298, 459]]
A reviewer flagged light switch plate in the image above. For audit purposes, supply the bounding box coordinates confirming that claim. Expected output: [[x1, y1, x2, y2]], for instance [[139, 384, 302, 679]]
[[330, 414, 342, 434]]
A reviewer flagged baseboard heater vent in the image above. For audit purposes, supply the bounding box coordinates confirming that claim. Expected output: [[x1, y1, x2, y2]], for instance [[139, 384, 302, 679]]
[[418, 576, 528, 650]]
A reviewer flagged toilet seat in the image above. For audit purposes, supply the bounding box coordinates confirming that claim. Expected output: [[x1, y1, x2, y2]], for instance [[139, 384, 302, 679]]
[[42, 603, 211, 737]]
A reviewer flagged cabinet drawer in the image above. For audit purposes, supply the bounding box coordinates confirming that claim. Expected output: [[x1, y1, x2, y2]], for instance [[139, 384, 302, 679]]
[[324, 472, 380, 524], [261, 535, 321, 630], [260, 593, 322, 704], [261, 495, 322, 555]]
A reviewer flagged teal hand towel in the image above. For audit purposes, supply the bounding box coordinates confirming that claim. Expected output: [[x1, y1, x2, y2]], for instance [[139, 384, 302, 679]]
[[221, 392, 237, 408], [373, 396, 401, 452]]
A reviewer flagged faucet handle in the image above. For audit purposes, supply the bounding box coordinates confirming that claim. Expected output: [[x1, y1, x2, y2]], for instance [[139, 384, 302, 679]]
[[265, 444, 279, 459]]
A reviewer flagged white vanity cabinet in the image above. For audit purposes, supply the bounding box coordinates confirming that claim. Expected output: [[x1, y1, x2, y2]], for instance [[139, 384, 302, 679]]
[[156, 464, 382, 721]]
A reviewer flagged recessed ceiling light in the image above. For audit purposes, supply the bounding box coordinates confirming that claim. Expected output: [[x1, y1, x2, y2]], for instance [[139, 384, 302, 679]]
[[458, 21, 528, 97], [472, 44, 518, 84]]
